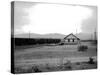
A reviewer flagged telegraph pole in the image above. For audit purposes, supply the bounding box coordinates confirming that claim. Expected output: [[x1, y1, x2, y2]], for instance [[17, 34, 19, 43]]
[[94, 28, 97, 40], [76, 28, 77, 35]]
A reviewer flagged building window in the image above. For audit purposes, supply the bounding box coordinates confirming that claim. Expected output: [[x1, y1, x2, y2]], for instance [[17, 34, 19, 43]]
[[68, 39, 70, 42]]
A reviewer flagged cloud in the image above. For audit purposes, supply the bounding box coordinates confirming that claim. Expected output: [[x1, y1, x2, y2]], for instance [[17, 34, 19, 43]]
[[81, 6, 97, 33], [13, 2, 97, 35], [21, 4, 92, 35], [14, 2, 36, 33]]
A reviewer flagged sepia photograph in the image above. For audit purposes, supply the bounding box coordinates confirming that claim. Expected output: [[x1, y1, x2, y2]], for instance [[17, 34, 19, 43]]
[[11, 1, 97, 74]]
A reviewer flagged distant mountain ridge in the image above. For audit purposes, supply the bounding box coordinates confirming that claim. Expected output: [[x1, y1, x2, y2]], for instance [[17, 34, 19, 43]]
[[14, 33, 93, 40], [14, 33, 65, 38]]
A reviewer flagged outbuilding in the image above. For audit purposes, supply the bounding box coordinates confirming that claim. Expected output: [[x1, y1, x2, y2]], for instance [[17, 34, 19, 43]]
[[60, 33, 80, 45]]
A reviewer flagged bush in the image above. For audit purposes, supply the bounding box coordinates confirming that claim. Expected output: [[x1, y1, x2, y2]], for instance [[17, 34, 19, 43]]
[[31, 66, 42, 72], [78, 45, 88, 52], [88, 57, 95, 64], [14, 66, 42, 73], [14, 67, 25, 73], [45, 64, 51, 70], [76, 62, 80, 65], [63, 60, 72, 70]]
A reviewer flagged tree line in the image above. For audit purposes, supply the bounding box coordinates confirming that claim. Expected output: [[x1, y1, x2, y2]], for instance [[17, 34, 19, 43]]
[[13, 38, 61, 46]]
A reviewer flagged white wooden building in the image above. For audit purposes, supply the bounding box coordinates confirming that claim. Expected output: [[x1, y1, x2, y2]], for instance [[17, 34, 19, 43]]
[[61, 33, 80, 45]]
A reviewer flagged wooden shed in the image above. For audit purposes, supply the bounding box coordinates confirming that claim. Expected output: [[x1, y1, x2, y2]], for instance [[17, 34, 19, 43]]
[[61, 33, 80, 45]]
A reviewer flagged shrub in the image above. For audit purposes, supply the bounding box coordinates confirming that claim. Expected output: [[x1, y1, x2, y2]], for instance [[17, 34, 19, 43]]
[[14, 65, 42, 73], [14, 67, 29, 73], [31, 65, 42, 72], [76, 62, 80, 65], [45, 64, 51, 70], [78, 45, 88, 52], [63, 60, 72, 70], [88, 57, 95, 64], [14, 67, 24, 73]]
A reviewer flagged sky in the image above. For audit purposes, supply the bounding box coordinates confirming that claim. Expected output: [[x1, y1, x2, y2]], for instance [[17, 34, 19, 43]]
[[14, 1, 97, 35]]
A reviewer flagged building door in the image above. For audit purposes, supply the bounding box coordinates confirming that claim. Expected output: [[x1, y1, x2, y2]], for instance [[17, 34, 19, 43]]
[[73, 39, 74, 42]]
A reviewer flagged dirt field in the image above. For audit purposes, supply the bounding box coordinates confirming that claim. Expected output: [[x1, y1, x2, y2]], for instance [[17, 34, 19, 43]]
[[14, 42, 97, 73]]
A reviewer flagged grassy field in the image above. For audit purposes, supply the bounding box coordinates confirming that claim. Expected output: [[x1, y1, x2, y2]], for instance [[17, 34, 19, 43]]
[[14, 41, 97, 73]]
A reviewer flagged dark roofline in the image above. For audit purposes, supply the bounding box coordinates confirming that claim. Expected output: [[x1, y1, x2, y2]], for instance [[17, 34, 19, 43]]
[[64, 33, 80, 40]]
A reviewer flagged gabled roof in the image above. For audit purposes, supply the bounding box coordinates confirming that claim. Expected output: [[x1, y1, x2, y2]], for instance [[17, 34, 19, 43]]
[[64, 33, 80, 40]]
